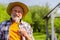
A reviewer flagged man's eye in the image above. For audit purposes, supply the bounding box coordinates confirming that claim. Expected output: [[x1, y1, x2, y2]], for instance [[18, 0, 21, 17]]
[[18, 11, 21, 13], [14, 10, 17, 12]]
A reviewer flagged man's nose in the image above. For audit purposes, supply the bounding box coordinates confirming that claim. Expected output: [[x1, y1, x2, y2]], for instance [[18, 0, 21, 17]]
[[16, 13, 19, 16]]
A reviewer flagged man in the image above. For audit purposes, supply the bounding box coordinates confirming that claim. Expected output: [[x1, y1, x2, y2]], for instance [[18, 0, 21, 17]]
[[0, 2, 34, 40]]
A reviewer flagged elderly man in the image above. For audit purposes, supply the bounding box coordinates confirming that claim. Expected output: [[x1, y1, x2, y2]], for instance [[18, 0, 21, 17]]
[[0, 2, 34, 40]]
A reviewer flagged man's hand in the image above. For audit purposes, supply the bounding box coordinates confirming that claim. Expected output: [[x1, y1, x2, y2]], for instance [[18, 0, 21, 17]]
[[18, 28, 32, 40]]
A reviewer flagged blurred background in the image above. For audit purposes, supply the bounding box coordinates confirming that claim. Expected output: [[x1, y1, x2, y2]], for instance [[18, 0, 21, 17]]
[[0, 0, 60, 40]]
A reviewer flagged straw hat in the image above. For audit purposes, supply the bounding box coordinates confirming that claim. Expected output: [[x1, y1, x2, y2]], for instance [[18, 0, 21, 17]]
[[7, 2, 29, 17]]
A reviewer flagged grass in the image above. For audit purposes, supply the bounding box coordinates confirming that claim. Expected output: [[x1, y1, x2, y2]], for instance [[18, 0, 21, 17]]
[[33, 32, 60, 40], [33, 32, 46, 40]]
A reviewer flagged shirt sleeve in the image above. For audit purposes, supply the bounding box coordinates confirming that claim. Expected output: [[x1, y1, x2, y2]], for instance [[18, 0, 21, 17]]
[[0, 22, 6, 40], [26, 23, 34, 40], [0, 23, 3, 39]]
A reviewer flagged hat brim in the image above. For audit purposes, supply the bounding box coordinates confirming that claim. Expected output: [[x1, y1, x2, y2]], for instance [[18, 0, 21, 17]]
[[7, 2, 29, 18]]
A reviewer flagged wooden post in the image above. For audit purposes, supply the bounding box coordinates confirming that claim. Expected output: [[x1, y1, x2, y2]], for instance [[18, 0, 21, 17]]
[[51, 13, 55, 40], [51, 13, 57, 40], [46, 18, 49, 40]]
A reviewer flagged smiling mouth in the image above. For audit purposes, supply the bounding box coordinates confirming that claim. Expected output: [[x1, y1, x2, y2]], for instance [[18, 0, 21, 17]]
[[13, 15, 20, 17]]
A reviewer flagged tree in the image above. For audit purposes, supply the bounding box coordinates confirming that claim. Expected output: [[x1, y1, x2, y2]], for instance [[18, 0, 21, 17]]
[[29, 5, 50, 32], [0, 4, 10, 23]]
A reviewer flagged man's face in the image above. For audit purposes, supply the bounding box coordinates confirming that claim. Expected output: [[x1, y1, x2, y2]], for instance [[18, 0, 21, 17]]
[[11, 6, 23, 22]]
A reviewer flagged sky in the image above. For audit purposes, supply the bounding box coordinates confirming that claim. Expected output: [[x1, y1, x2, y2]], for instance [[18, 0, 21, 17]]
[[0, 0, 60, 9]]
